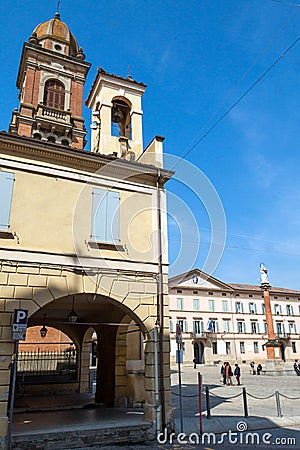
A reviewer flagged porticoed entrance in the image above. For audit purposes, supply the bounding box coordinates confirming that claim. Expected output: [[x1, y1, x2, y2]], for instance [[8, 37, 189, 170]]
[[14, 292, 147, 410]]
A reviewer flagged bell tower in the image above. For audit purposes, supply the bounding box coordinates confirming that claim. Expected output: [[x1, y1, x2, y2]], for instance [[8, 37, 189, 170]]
[[9, 13, 91, 149], [86, 68, 146, 160]]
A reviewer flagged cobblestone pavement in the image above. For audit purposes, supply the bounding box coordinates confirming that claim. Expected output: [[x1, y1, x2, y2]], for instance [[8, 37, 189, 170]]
[[171, 364, 300, 420], [13, 364, 300, 449]]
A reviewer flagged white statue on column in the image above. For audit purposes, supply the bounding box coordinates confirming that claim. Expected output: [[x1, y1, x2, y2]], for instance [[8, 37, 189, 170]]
[[260, 263, 269, 284]]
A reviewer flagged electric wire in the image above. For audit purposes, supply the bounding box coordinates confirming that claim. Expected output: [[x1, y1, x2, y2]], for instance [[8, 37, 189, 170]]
[[172, 35, 300, 170], [181, 4, 299, 162]]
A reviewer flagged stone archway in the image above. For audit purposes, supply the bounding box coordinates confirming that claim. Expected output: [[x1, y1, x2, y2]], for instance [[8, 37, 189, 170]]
[[26, 292, 149, 409]]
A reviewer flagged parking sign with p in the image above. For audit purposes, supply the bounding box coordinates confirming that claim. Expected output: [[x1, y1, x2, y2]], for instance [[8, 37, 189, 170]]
[[12, 309, 28, 340]]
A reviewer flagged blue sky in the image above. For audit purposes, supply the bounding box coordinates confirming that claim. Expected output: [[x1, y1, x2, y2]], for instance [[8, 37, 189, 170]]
[[1, 0, 300, 289]]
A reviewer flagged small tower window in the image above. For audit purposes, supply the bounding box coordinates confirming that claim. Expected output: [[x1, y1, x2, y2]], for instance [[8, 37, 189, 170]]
[[111, 99, 131, 138], [43, 80, 65, 110]]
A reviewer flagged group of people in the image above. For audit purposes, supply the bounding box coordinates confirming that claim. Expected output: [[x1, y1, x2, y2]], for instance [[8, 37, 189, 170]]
[[221, 362, 241, 386], [250, 361, 262, 375]]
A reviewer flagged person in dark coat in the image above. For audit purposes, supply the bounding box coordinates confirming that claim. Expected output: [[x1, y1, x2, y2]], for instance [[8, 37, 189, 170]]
[[221, 363, 226, 385], [257, 363, 262, 375], [234, 363, 241, 385]]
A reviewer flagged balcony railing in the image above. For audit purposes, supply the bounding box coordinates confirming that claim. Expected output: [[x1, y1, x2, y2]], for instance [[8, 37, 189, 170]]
[[36, 104, 71, 124], [190, 331, 218, 339]]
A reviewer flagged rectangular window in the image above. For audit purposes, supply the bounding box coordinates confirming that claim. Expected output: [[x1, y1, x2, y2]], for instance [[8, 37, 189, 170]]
[[251, 322, 258, 333], [253, 342, 259, 353], [240, 341, 245, 354], [222, 300, 228, 312], [288, 322, 297, 334], [212, 342, 218, 354], [261, 304, 266, 314], [286, 305, 294, 316], [237, 321, 246, 333], [276, 322, 285, 336], [91, 188, 120, 243], [0, 171, 14, 231], [274, 304, 282, 315], [193, 299, 199, 311], [292, 342, 297, 353], [177, 319, 184, 331], [177, 298, 183, 310], [249, 303, 257, 314], [223, 320, 230, 332], [264, 321, 268, 333], [209, 299, 215, 312], [208, 319, 218, 333], [169, 319, 173, 333], [225, 342, 231, 354], [193, 320, 204, 335], [235, 302, 244, 313]]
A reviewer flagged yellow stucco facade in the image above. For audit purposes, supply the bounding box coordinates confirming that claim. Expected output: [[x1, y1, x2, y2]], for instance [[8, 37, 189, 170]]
[[0, 12, 174, 448]]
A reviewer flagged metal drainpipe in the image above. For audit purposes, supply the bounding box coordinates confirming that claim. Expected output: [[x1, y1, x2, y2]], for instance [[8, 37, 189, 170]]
[[156, 169, 166, 431], [154, 323, 161, 434]]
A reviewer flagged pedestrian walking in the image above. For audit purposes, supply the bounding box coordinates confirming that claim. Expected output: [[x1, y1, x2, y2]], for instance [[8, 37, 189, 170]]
[[234, 363, 241, 385], [225, 362, 233, 385], [221, 362, 226, 384], [193, 358, 197, 369], [293, 360, 300, 376], [257, 363, 262, 375]]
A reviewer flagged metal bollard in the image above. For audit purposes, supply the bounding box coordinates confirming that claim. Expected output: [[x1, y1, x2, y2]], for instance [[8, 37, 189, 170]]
[[242, 387, 248, 418], [275, 391, 282, 418], [205, 386, 211, 418]]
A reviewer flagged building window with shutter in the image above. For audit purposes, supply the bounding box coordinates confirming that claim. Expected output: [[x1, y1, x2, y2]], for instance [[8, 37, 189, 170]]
[[91, 188, 120, 244], [222, 300, 228, 312], [43, 79, 65, 110], [237, 321, 246, 333], [253, 342, 259, 353], [240, 341, 245, 354], [235, 302, 244, 313], [212, 342, 218, 354], [0, 171, 14, 232], [225, 342, 231, 354], [223, 319, 230, 332], [177, 298, 183, 310]]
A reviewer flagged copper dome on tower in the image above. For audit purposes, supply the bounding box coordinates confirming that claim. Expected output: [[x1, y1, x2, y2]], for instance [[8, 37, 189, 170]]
[[29, 13, 84, 59]]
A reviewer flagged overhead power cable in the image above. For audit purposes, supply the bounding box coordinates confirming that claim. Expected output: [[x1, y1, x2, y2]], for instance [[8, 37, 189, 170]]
[[172, 35, 300, 169]]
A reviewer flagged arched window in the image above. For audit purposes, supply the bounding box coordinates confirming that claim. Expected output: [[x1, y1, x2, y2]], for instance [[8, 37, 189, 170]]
[[43, 80, 65, 110]]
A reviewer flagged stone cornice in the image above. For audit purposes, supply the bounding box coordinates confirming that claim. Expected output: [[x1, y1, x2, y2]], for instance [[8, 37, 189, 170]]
[[0, 132, 174, 185], [17, 42, 91, 88]]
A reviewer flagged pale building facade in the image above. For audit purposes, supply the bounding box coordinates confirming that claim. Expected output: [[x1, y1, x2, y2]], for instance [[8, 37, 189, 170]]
[[0, 13, 173, 448], [169, 269, 300, 366]]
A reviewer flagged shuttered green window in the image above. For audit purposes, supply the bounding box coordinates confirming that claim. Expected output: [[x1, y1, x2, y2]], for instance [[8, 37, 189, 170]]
[[0, 171, 14, 231], [91, 188, 120, 243]]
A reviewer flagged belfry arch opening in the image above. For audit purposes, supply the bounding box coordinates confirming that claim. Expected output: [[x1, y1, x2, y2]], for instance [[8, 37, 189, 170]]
[[111, 98, 132, 139]]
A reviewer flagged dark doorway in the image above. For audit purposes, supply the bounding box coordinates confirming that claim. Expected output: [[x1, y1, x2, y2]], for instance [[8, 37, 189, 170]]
[[194, 341, 205, 364], [280, 342, 285, 362]]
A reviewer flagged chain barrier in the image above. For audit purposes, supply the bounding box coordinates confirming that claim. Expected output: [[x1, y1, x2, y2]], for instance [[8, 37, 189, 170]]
[[209, 391, 243, 400], [172, 391, 198, 398], [247, 392, 275, 400], [279, 393, 300, 400]]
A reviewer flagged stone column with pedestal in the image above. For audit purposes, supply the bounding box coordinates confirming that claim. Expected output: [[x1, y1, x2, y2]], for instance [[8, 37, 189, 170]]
[[260, 264, 286, 374]]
